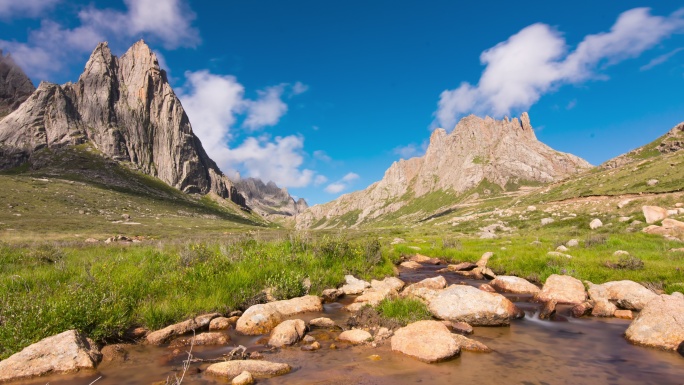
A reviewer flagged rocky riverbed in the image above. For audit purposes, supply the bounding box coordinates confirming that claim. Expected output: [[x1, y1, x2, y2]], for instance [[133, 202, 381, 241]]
[[2, 259, 683, 385]]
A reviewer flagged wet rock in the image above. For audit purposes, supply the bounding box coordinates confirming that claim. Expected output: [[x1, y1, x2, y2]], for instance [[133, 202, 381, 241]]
[[209, 317, 234, 331], [429, 285, 524, 326], [301, 341, 321, 351], [0, 330, 101, 383], [476, 252, 493, 267], [479, 283, 496, 292], [538, 300, 557, 320], [443, 321, 473, 335], [268, 319, 306, 348], [338, 329, 372, 344], [451, 334, 492, 353], [476, 266, 497, 279], [643, 206, 668, 224], [410, 254, 440, 264], [587, 280, 657, 311], [100, 344, 128, 363], [232, 371, 254, 385], [249, 351, 264, 360], [447, 262, 478, 271], [170, 332, 230, 348], [375, 327, 392, 341], [371, 277, 405, 292], [236, 295, 322, 335], [535, 274, 587, 305], [321, 288, 343, 303], [678, 341, 684, 357], [571, 302, 594, 318], [452, 269, 484, 279], [591, 298, 617, 317], [146, 313, 220, 345], [490, 276, 540, 295], [309, 317, 336, 328], [590, 218, 603, 229], [347, 277, 404, 311], [403, 287, 441, 304], [339, 275, 371, 295], [625, 294, 684, 350], [614, 310, 634, 320], [206, 360, 292, 380], [400, 261, 422, 269], [124, 326, 149, 340], [303, 335, 316, 343], [566, 239, 579, 248], [391, 320, 460, 363]]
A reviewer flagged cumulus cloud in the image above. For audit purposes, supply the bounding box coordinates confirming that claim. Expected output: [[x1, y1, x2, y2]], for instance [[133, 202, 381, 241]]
[[434, 7, 684, 130], [177, 70, 317, 188], [0, 0, 59, 18], [0, 0, 200, 80], [325, 172, 359, 194]]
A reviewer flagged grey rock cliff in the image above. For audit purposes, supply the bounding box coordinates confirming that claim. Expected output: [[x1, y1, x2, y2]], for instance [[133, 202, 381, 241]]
[[0, 50, 36, 117], [0, 41, 245, 207], [235, 177, 308, 217], [297, 113, 591, 228]]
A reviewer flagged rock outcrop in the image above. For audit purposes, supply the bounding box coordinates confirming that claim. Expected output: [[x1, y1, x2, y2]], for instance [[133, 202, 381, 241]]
[[297, 113, 591, 228], [235, 177, 308, 217], [428, 285, 524, 326], [391, 320, 460, 363], [0, 330, 101, 383], [206, 360, 292, 380], [0, 50, 35, 117], [535, 274, 587, 305], [625, 294, 684, 350], [0, 41, 245, 206]]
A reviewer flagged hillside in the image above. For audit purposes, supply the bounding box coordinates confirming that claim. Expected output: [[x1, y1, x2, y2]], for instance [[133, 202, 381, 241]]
[[297, 113, 591, 229]]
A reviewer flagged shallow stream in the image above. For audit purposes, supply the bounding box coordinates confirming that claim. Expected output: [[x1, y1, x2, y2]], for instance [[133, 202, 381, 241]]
[[12, 265, 684, 385]]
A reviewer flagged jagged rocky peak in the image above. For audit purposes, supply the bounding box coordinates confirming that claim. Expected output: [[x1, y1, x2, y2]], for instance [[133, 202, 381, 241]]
[[0, 50, 36, 117], [0, 40, 245, 207], [235, 177, 308, 217], [296, 113, 592, 229]]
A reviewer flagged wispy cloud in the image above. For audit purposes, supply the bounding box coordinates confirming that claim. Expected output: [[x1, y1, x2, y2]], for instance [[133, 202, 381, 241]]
[[0, 0, 200, 80], [434, 7, 684, 130], [0, 0, 60, 19], [178, 70, 319, 188], [313, 150, 332, 162], [325, 172, 359, 194], [393, 140, 429, 159], [640, 47, 684, 71]]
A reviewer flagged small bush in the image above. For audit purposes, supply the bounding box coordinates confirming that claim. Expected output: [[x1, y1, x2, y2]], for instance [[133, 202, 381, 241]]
[[442, 238, 462, 250], [605, 255, 644, 270], [585, 235, 608, 247]]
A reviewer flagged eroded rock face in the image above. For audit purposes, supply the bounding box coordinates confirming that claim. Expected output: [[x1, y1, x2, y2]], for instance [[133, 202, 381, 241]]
[[0, 330, 101, 383], [235, 178, 307, 217], [391, 321, 460, 363], [206, 360, 292, 380], [625, 294, 684, 350], [296, 113, 591, 229], [490, 276, 540, 295], [587, 280, 657, 311], [146, 313, 220, 345], [535, 275, 587, 305], [0, 51, 35, 117], [236, 296, 322, 335], [428, 285, 523, 326], [0, 41, 245, 206]]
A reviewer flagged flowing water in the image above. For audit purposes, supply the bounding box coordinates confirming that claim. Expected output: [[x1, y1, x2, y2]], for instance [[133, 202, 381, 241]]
[[11, 265, 684, 385]]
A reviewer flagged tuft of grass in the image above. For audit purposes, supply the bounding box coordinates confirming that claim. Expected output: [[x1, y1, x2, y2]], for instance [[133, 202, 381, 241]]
[[376, 297, 432, 326]]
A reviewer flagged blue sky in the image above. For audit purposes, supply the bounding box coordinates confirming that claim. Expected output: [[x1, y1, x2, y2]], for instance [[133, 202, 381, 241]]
[[1, 1, 684, 205]]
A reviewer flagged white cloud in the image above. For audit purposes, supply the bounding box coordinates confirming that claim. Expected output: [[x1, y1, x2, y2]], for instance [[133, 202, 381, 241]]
[[177, 70, 317, 188], [393, 141, 428, 159], [640, 47, 684, 71], [0, 0, 59, 18], [434, 7, 684, 130], [291, 81, 309, 96], [314, 175, 328, 186], [243, 85, 288, 130], [325, 172, 359, 194], [313, 150, 332, 162], [0, 0, 199, 80]]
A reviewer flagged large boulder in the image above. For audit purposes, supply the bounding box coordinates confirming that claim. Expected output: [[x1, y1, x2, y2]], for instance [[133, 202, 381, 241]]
[[347, 277, 405, 311], [428, 285, 524, 326], [587, 280, 657, 311], [401, 276, 447, 298], [146, 313, 220, 345], [338, 329, 372, 344], [339, 275, 371, 295], [490, 276, 540, 295], [236, 296, 322, 335], [0, 330, 101, 383], [535, 275, 587, 305], [391, 321, 460, 363], [642, 206, 668, 224], [206, 360, 292, 380], [268, 319, 306, 348], [625, 294, 684, 350]]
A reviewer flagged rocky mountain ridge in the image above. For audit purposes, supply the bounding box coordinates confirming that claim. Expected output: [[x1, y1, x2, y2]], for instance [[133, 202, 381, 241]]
[[296, 113, 592, 229], [0, 50, 35, 117], [235, 177, 308, 217], [0, 41, 247, 206]]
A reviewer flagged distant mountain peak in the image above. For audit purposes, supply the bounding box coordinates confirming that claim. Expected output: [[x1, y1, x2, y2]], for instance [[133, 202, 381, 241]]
[[0, 51, 35, 117]]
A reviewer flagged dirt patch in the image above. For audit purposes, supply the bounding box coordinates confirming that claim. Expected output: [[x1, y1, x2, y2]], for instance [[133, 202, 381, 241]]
[[346, 306, 401, 331]]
